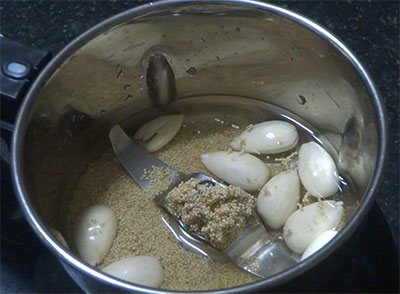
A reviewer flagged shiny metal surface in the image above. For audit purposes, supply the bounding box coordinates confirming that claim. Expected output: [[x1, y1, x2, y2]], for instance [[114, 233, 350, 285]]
[[160, 214, 230, 263], [224, 222, 297, 277], [11, 0, 387, 293], [146, 53, 177, 106], [109, 124, 184, 190]]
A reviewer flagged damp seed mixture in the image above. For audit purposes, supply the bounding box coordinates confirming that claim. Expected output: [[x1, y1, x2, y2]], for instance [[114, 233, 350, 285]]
[[166, 178, 256, 250]]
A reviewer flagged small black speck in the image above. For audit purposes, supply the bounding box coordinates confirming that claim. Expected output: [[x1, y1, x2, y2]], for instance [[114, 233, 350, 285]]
[[186, 67, 197, 76], [235, 27, 241, 33], [124, 94, 133, 101], [297, 94, 307, 105], [116, 64, 123, 79]]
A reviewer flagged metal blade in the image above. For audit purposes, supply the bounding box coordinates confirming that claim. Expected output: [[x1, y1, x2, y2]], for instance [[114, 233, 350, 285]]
[[224, 222, 297, 278], [109, 124, 183, 190]]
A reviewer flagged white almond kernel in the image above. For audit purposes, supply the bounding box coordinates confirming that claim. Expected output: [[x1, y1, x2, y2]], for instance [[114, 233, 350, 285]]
[[298, 142, 339, 198], [134, 114, 184, 152], [102, 256, 164, 288], [74, 205, 117, 266], [201, 151, 270, 192], [301, 230, 338, 261], [257, 170, 300, 229], [230, 120, 298, 154], [283, 201, 343, 254]]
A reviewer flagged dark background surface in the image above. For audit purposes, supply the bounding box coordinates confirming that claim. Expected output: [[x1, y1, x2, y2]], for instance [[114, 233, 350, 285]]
[[0, 0, 399, 293]]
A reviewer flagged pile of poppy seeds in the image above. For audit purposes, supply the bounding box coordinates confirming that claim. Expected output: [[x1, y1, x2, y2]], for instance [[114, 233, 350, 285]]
[[68, 118, 260, 290]]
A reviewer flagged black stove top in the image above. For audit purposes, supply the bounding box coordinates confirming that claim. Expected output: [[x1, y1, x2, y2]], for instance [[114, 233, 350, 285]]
[[1, 1, 399, 293], [1, 128, 398, 293]]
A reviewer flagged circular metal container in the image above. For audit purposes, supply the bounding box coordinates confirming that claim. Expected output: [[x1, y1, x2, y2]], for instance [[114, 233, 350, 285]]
[[11, 1, 387, 293]]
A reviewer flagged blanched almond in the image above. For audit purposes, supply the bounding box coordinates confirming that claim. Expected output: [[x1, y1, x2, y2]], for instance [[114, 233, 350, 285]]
[[230, 120, 298, 154], [298, 142, 339, 198], [201, 151, 270, 191], [257, 170, 300, 229], [74, 205, 117, 266], [283, 201, 343, 254], [102, 256, 164, 288], [301, 230, 338, 261], [135, 114, 183, 152]]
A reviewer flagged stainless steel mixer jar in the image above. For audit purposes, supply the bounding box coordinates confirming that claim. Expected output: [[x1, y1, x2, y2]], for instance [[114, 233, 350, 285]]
[[10, 1, 387, 292]]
